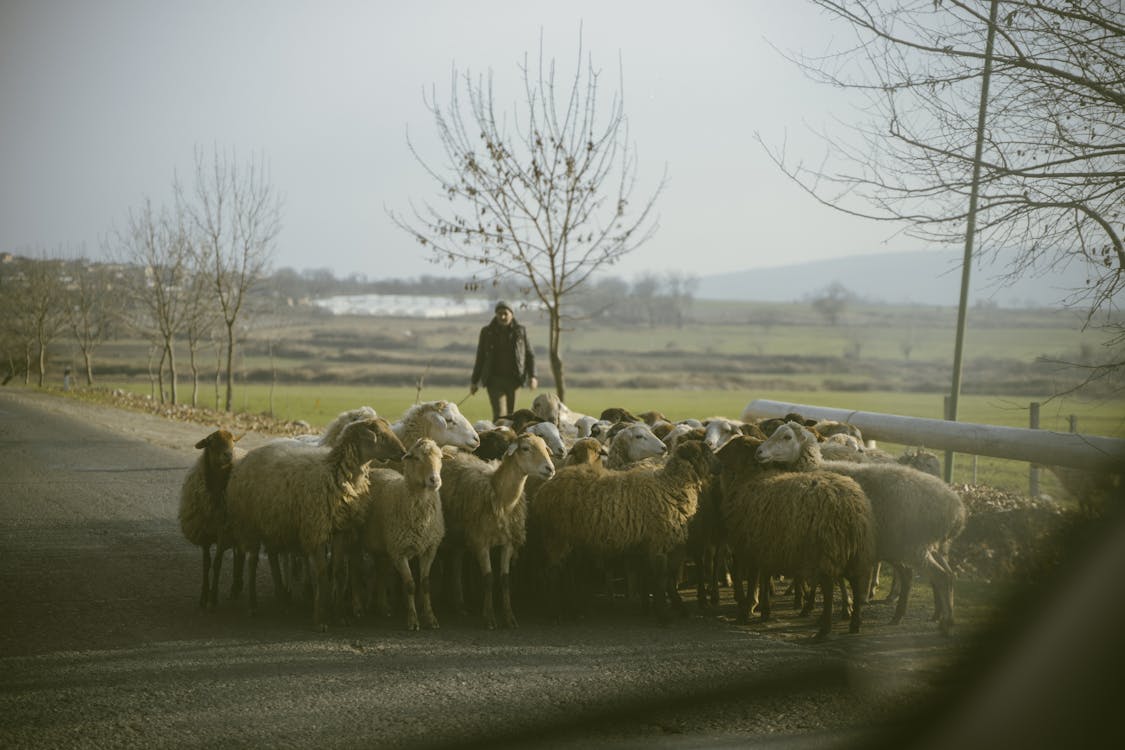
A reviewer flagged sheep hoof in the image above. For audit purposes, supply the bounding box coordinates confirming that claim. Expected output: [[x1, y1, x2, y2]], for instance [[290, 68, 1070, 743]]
[[406, 619, 420, 632], [503, 614, 519, 629], [812, 630, 832, 643], [423, 617, 440, 630]]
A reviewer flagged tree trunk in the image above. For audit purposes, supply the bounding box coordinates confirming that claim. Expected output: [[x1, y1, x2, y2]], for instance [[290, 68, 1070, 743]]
[[36, 340, 46, 388], [224, 322, 235, 412], [188, 342, 200, 407], [156, 345, 167, 404], [548, 308, 566, 403], [166, 340, 178, 405], [83, 350, 94, 386]]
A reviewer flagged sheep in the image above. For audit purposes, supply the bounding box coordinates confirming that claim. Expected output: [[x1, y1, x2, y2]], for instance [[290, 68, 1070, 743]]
[[605, 422, 667, 469], [178, 429, 246, 610], [472, 419, 496, 433], [524, 420, 567, 462], [473, 426, 517, 461], [530, 440, 717, 623], [573, 415, 603, 439], [439, 432, 556, 629], [702, 418, 744, 452], [355, 438, 448, 630], [638, 410, 668, 426], [898, 447, 942, 478], [224, 417, 406, 630], [563, 437, 608, 467], [813, 419, 864, 442], [756, 421, 966, 634], [497, 408, 542, 433], [393, 400, 480, 451], [532, 392, 590, 439], [294, 405, 378, 446], [600, 407, 641, 424], [716, 435, 876, 640]]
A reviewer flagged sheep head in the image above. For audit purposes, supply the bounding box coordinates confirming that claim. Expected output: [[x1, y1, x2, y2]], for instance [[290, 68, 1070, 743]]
[[403, 438, 444, 490], [755, 421, 814, 466], [506, 433, 555, 480], [672, 439, 719, 480], [565, 437, 607, 467], [344, 416, 407, 464], [523, 421, 566, 461], [429, 401, 480, 450], [531, 392, 562, 426], [611, 423, 667, 463], [715, 434, 764, 469]]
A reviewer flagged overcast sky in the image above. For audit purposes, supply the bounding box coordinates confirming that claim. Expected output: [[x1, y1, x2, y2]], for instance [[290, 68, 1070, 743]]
[[1, 0, 923, 281]]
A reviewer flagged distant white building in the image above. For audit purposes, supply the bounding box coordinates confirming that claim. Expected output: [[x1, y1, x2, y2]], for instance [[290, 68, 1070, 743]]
[[312, 294, 492, 318]]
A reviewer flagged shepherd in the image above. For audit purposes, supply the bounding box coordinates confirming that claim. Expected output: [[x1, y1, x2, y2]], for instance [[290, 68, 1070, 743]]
[[470, 300, 538, 422]]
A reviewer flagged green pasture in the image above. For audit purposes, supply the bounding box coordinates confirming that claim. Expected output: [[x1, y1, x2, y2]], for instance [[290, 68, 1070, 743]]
[[86, 378, 1122, 502]]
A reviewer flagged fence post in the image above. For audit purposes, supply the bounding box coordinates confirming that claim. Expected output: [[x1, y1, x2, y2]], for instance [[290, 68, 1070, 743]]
[[943, 395, 955, 483], [1029, 401, 1040, 497], [1069, 414, 1078, 433]]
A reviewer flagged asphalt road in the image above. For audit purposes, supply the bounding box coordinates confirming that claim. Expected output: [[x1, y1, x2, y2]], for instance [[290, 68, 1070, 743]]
[[0, 389, 973, 749]]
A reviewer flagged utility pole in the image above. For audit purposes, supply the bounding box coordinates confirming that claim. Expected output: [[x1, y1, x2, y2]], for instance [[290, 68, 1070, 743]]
[[945, 0, 1000, 483]]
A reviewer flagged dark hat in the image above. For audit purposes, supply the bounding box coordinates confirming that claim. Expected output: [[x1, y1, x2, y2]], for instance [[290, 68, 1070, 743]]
[[494, 300, 513, 314]]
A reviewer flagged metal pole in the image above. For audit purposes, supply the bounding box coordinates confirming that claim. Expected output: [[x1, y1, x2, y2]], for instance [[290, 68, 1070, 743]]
[[945, 0, 1001, 483], [1029, 401, 1040, 497]]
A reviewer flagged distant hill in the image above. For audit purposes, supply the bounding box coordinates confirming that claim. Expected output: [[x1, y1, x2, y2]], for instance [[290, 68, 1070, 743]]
[[695, 250, 1093, 307]]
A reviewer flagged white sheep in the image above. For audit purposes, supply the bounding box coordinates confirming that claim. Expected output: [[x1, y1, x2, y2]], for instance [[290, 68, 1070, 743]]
[[393, 400, 480, 450], [716, 435, 876, 639], [532, 392, 588, 439], [702, 418, 744, 452], [529, 440, 717, 623], [605, 422, 667, 469], [224, 417, 407, 630], [524, 420, 567, 462], [178, 429, 246, 610], [756, 421, 966, 634], [296, 405, 378, 446], [355, 437, 449, 630], [439, 432, 556, 629]]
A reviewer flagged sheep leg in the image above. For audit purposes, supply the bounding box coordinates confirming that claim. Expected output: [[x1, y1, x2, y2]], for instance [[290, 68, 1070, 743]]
[[391, 555, 421, 631], [890, 563, 914, 625], [267, 551, 289, 607], [330, 533, 354, 625], [246, 543, 260, 616], [648, 552, 670, 624], [199, 545, 213, 610], [418, 545, 440, 629], [448, 548, 468, 616], [498, 544, 518, 629], [228, 546, 245, 599], [923, 548, 955, 635], [310, 546, 331, 632], [757, 569, 772, 623], [867, 561, 881, 601], [813, 573, 833, 641], [473, 545, 497, 630], [847, 567, 871, 634]]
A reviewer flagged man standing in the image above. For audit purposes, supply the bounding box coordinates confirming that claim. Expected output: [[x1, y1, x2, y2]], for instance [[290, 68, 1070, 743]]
[[470, 301, 538, 422]]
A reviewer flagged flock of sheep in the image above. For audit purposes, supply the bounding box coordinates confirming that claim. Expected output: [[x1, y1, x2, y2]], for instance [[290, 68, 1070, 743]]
[[179, 394, 966, 640]]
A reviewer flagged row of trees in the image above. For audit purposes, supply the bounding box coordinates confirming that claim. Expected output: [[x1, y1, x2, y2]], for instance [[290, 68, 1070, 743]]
[[0, 148, 281, 410]]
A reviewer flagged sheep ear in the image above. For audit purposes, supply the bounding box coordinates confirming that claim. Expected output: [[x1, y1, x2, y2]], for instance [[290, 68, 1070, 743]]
[[505, 443, 519, 457], [233, 432, 246, 443], [441, 446, 458, 460], [429, 412, 448, 429], [194, 436, 209, 450]]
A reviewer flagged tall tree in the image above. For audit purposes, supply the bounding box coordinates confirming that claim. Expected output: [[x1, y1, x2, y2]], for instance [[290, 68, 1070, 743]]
[[391, 34, 665, 401], [180, 146, 281, 412], [17, 253, 68, 387], [758, 0, 1124, 374], [114, 198, 192, 404], [64, 258, 124, 386]]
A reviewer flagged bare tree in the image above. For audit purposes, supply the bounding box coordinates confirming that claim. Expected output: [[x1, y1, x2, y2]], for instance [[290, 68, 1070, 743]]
[[757, 1, 1124, 373], [13, 253, 69, 388], [64, 258, 124, 386], [810, 282, 854, 326], [180, 146, 281, 412], [114, 198, 193, 404], [390, 33, 665, 401]]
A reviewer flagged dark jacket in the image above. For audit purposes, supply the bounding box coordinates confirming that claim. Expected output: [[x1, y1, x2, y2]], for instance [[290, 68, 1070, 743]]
[[471, 318, 536, 387]]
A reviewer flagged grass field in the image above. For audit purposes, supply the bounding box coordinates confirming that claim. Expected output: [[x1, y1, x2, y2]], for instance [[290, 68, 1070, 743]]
[[85, 377, 1124, 504]]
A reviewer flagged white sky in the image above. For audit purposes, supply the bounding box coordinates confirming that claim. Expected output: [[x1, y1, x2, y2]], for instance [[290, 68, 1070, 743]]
[[0, 0, 923, 281]]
